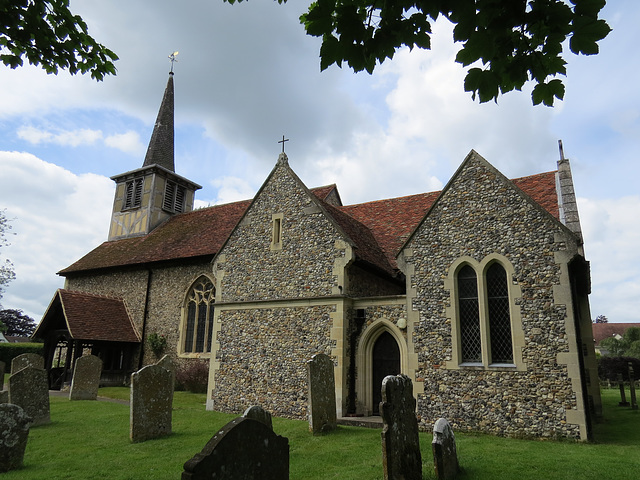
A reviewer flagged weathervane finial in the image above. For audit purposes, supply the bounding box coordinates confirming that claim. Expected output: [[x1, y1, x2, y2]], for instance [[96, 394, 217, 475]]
[[169, 51, 179, 74]]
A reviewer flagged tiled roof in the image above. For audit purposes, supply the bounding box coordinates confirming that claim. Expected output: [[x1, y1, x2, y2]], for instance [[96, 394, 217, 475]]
[[35, 289, 140, 343], [592, 323, 640, 344], [61, 171, 560, 277]]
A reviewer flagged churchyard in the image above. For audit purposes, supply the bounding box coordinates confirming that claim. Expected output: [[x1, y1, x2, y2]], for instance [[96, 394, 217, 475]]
[[1, 373, 638, 479]]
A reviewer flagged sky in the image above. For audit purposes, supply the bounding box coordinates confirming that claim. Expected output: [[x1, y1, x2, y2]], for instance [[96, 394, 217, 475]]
[[0, 1, 638, 325]]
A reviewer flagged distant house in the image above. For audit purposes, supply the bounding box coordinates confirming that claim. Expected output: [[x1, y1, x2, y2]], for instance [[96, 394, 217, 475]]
[[0, 332, 7, 343], [592, 323, 640, 355]]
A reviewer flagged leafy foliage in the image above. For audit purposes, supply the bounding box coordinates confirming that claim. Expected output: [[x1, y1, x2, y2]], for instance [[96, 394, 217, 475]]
[[594, 314, 608, 323], [147, 332, 167, 356], [228, 0, 610, 106], [0, 210, 16, 303], [0, 308, 37, 337], [175, 360, 209, 393], [0, 0, 118, 80], [598, 356, 640, 382], [599, 327, 640, 359], [0, 342, 44, 372]]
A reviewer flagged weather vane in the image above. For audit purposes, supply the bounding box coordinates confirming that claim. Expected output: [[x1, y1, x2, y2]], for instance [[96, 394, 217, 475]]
[[169, 51, 179, 73]]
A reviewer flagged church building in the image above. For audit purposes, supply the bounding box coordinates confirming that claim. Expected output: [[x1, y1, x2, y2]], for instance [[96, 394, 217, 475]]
[[34, 73, 601, 440]]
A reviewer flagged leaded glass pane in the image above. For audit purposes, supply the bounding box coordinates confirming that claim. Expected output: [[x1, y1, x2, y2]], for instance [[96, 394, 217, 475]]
[[487, 263, 513, 363], [458, 265, 481, 362], [184, 302, 196, 353], [195, 303, 207, 352]]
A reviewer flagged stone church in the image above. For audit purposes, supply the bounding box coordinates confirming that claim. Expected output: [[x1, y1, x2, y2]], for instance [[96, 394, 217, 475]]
[[34, 73, 600, 440]]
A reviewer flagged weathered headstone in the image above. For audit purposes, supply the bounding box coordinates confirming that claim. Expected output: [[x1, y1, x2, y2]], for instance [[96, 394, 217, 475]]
[[0, 404, 32, 472], [380, 374, 422, 480], [69, 355, 103, 401], [10, 353, 44, 373], [130, 364, 173, 442], [0, 391, 7, 404], [618, 373, 630, 407], [243, 405, 273, 430], [8, 366, 50, 426], [629, 363, 638, 411], [432, 418, 460, 480], [0, 360, 5, 384], [307, 353, 337, 434], [182, 417, 289, 480], [155, 354, 175, 392]]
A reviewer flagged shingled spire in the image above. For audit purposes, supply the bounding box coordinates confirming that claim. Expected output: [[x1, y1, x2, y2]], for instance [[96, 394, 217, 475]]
[[143, 72, 175, 171]]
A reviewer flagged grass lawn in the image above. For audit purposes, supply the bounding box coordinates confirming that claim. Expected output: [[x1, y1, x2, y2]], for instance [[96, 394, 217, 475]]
[[2, 387, 638, 479]]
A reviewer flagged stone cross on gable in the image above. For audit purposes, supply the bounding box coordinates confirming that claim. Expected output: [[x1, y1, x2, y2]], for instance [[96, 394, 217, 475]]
[[278, 135, 289, 153]]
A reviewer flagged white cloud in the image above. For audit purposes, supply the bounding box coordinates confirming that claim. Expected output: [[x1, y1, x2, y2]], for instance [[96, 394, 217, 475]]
[[104, 131, 145, 156], [0, 151, 113, 321]]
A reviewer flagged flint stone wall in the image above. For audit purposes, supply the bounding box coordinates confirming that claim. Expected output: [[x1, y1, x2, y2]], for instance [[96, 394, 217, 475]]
[[405, 155, 583, 439], [213, 305, 335, 419], [65, 263, 213, 367]]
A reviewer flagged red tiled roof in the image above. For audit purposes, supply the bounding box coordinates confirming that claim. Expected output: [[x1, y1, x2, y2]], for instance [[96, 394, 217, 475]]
[[60, 171, 560, 277], [35, 289, 140, 343], [592, 323, 640, 344]]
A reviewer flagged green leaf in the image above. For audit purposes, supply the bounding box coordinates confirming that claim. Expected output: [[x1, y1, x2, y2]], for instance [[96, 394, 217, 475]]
[[532, 79, 565, 106]]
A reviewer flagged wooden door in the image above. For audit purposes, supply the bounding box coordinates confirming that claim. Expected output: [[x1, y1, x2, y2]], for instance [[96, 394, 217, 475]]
[[372, 331, 400, 415]]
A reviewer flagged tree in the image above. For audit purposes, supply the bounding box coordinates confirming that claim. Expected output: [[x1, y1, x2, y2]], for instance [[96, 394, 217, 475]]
[[594, 314, 608, 323], [0, 309, 36, 337], [599, 327, 640, 359], [0, 0, 117, 80], [0, 210, 16, 303], [228, 0, 610, 106]]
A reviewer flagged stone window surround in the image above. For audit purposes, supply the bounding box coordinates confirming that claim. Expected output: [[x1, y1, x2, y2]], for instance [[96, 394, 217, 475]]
[[177, 275, 216, 359], [270, 213, 284, 251], [444, 254, 526, 371]]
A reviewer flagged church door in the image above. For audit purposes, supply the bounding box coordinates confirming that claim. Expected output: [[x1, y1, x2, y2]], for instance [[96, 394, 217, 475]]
[[371, 331, 400, 415]]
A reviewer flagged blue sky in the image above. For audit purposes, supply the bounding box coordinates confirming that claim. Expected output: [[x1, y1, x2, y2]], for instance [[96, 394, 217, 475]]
[[0, 1, 638, 324]]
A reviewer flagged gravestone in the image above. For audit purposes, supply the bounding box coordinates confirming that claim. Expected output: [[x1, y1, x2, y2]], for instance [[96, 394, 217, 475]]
[[0, 404, 32, 472], [629, 363, 638, 411], [0, 391, 7, 404], [307, 353, 337, 434], [380, 374, 422, 480], [243, 405, 273, 430], [432, 418, 460, 480], [130, 364, 173, 442], [618, 373, 630, 407], [182, 417, 289, 479], [11, 353, 44, 373], [8, 366, 50, 426], [69, 355, 103, 401], [155, 354, 176, 392], [0, 360, 5, 384]]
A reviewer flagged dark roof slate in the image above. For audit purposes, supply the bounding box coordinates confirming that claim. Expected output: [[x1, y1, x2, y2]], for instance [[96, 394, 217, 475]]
[[60, 170, 560, 277], [35, 289, 140, 343]]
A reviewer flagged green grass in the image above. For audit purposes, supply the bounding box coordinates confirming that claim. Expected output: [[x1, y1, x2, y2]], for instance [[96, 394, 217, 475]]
[[2, 387, 638, 479]]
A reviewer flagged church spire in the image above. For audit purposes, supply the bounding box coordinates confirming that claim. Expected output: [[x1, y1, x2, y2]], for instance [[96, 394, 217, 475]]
[[143, 72, 175, 172]]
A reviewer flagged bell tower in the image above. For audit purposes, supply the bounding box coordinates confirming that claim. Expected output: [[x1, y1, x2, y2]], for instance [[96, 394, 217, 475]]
[[108, 71, 201, 241]]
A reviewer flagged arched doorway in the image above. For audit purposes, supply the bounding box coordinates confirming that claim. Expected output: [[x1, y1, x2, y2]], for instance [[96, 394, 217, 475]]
[[371, 331, 400, 415]]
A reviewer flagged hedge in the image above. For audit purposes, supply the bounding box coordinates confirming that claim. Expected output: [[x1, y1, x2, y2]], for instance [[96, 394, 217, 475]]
[[0, 342, 44, 373], [598, 356, 640, 382]]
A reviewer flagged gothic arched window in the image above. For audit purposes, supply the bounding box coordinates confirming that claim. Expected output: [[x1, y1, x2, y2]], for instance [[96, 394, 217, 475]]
[[457, 264, 481, 363], [183, 277, 215, 354], [486, 263, 513, 363]]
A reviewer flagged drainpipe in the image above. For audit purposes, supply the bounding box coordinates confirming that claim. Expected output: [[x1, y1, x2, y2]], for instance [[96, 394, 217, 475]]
[[138, 268, 153, 369]]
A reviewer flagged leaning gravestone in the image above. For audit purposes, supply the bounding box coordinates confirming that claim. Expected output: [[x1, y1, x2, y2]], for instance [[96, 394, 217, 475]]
[[243, 405, 273, 430], [8, 366, 50, 426], [11, 353, 44, 373], [182, 416, 289, 479], [618, 373, 630, 406], [0, 404, 32, 472], [130, 364, 173, 442], [432, 418, 460, 480], [629, 363, 638, 411], [380, 374, 422, 480], [307, 353, 337, 434], [69, 355, 103, 401]]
